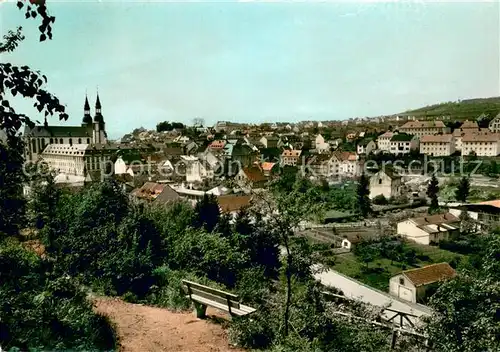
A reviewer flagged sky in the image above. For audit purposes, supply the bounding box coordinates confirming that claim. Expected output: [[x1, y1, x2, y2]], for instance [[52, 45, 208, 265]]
[[1, 1, 499, 139]]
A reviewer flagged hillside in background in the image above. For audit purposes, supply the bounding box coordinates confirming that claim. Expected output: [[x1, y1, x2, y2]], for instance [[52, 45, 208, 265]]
[[400, 97, 500, 120]]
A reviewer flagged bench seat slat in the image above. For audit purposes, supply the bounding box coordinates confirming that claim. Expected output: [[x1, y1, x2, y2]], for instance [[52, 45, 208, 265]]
[[182, 280, 239, 300], [188, 295, 255, 316], [188, 287, 240, 309]]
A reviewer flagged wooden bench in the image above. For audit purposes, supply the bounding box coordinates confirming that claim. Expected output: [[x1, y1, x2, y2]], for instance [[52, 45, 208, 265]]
[[182, 279, 256, 318]]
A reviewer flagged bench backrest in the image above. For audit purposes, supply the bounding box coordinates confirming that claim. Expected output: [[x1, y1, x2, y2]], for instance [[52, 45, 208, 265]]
[[182, 279, 241, 310]]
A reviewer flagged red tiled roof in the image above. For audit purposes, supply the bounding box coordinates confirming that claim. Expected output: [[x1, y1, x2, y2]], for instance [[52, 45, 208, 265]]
[[402, 263, 456, 287], [460, 120, 479, 129], [333, 151, 357, 162], [217, 195, 252, 213], [132, 182, 180, 203], [400, 120, 446, 129], [261, 162, 276, 171], [242, 167, 267, 182], [410, 212, 459, 226], [420, 134, 453, 143], [462, 133, 500, 143], [378, 132, 395, 139]]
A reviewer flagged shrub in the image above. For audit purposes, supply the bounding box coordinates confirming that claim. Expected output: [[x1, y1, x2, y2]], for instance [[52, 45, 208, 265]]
[[0, 242, 116, 351], [372, 194, 389, 205]]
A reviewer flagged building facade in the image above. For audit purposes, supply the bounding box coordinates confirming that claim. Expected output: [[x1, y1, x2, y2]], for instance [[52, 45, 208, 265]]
[[419, 134, 455, 156], [461, 133, 500, 156], [398, 120, 449, 137], [389, 263, 456, 303], [397, 213, 460, 245], [24, 94, 107, 162], [488, 113, 500, 132], [389, 133, 419, 155], [377, 131, 394, 152], [369, 168, 402, 199]]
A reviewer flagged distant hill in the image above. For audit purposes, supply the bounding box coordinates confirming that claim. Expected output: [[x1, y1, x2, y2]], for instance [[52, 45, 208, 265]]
[[400, 97, 500, 120]]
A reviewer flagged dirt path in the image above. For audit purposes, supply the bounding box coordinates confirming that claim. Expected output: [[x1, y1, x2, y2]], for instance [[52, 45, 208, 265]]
[[94, 297, 242, 352]]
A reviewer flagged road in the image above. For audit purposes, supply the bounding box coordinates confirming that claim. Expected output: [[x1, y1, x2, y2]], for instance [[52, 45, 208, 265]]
[[313, 264, 432, 326]]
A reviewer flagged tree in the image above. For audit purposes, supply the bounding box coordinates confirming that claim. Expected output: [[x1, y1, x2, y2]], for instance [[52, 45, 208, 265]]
[[0, 135, 26, 237], [192, 194, 220, 233], [455, 176, 470, 202], [459, 210, 476, 235], [257, 176, 324, 338], [427, 174, 440, 214], [356, 172, 372, 217], [2, 3, 67, 138], [426, 236, 500, 351], [26, 163, 60, 230]]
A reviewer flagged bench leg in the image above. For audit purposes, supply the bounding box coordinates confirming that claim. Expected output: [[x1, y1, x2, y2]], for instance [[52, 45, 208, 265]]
[[193, 302, 207, 319]]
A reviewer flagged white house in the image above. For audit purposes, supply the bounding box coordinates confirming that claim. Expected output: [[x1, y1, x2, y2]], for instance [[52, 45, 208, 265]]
[[357, 140, 377, 155], [369, 168, 402, 199], [377, 131, 394, 152], [488, 112, 500, 132], [389, 263, 456, 303], [389, 133, 419, 155], [315, 134, 330, 153], [114, 156, 135, 177], [397, 213, 460, 245], [182, 156, 214, 183]]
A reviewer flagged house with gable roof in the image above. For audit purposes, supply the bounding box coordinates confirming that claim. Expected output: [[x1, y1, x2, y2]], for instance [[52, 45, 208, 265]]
[[397, 213, 460, 245], [235, 166, 267, 189], [369, 167, 402, 199], [389, 263, 456, 303]]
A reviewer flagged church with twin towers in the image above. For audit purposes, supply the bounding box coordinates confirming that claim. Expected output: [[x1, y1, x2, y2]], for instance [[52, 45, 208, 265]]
[[23, 92, 119, 182], [24, 92, 108, 162]]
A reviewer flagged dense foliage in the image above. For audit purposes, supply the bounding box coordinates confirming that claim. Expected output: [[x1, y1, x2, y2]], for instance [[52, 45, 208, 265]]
[[0, 240, 116, 351], [455, 176, 470, 202], [427, 174, 440, 214], [426, 236, 500, 351]]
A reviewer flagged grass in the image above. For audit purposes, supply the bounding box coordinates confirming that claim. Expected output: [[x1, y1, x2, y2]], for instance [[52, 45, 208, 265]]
[[405, 242, 464, 264], [325, 243, 464, 292]]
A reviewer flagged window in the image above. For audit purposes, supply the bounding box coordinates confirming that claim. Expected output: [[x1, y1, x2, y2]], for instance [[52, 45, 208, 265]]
[[378, 178, 382, 184], [399, 278, 404, 285], [78, 138, 82, 144], [59, 138, 63, 144], [87, 138, 90, 144], [50, 138, 53, 144]]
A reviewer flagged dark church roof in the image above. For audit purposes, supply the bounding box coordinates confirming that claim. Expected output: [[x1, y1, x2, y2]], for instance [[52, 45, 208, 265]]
[[24, 125, 92, 138]]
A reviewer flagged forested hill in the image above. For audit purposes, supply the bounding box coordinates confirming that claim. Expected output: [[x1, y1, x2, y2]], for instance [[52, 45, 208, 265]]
[[400, 97, 500, 120]]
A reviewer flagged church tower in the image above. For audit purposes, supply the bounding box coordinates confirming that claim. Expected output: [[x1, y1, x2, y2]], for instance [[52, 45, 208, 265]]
[[92, 92, 107, 144], [82, 95, 92, 126]]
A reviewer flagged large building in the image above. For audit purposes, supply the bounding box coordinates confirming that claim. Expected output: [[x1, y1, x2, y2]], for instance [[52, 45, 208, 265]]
[[419, 134, 455, 156], [24, 94, 107, 162], [461, 133, 500, 156], [398, 120, 449, 137]]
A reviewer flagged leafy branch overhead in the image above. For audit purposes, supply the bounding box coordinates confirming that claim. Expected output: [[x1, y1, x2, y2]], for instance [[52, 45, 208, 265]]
[[16, 0, 56, 41], [1, 1, 67, 136]]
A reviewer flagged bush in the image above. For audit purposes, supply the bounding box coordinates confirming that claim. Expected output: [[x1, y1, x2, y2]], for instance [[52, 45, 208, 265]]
[[372, 194, 388, 205], [0, 242, 117, 351]]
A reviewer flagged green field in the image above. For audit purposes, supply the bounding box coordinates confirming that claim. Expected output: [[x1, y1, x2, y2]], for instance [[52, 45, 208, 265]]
[[401, 97, 500, 120], [323, 242, 464, 292]]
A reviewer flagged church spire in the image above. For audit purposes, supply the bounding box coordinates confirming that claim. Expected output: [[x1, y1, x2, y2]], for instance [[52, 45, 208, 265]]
[[94, 91, 104, 125], [82, 94, 92, 125]]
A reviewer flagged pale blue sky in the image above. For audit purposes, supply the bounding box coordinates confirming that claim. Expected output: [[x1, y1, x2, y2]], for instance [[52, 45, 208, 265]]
[[2, 1, 499, 138]]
